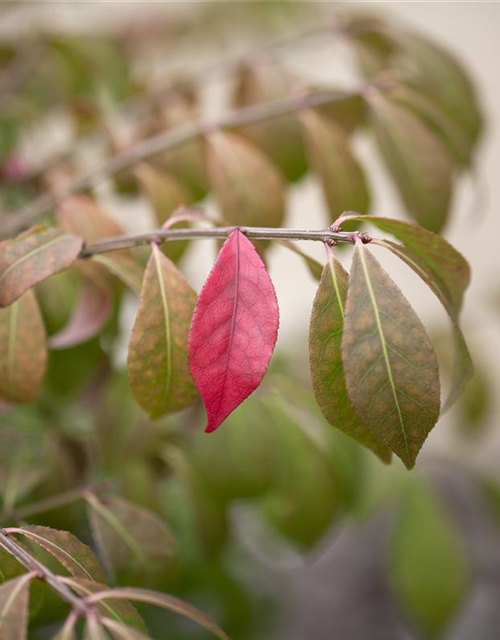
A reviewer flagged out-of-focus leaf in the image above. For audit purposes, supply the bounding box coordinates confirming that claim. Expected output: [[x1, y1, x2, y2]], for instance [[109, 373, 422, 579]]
[[342, 243, 440, 468], [102, 618, 152, 640], [11, 525, 107, 582], [397, 33, 482, 153], [128, 244, 197, 418], [205, 131, 286, 232], [260, 398, 342, 548], [84, 616, 108, 640], [36, 269, 79, 335], [50, 615, 77, 640], [49, 275, 112, 349], [458, 362, 490, 433], [0, 116, 18, 164], [153, 93, 208, 201], [300, 109, 370, 221], [92, 254, 144, 293], [0, 572, 33, 639], [390, 84, 472, 167], [309, 252, 391, 462], [62, 578, 147, 632], [313, 90, 365, 135], [390, 478, 469, 639], [340, 214, 473, 410], [233, 58, 308, 181], [276, 240, 323, 280], [0, 226, 83, 307], [85, 494, 178, 583], [86, 587, 230, 640], [191, 397, 278, 501], [344, 17, 396, 79], [57, 196, 123, 241], [0, 290, 47, 403], [366, 92, 454, 232], [134, 163, 191, 263]]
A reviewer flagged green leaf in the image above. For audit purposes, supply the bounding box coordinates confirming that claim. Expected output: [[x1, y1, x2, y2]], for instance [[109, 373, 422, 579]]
[[261, 399, 343, 548], [135, 163, 191, 263], [206, 131, 286, 230], [390, 478, 469, 639], [233, 59, 308, 182], [0, 573, 33, 639], [0, 290, 47, 403], [0, 226, 83, 307], [300, 109, 370, 221], [342, 243, 440, 468], [366, 92, 454, 233], [92, 254, 144, 294], [85, 493, 177, 583], [11, 525, 107, 582], [127, 244, 197, 418], [340, 214, 472, 410], [309, 253, 391, 462], [86, 587, 230, 640], [62, 578, 147, 632], [398, 33, 482, 152], [313, 90, 365, 135]]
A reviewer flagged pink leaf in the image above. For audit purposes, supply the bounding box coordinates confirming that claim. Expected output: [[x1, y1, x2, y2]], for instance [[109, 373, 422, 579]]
[[188, 229, 279, 433], [49, 277, 112, 350]]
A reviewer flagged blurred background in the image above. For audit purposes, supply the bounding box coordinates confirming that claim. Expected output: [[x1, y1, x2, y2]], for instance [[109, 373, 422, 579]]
[[1, 2, 500, 639]]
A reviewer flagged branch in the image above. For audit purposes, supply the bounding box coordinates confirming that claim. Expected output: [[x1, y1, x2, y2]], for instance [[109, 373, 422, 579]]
[[0, 527, 90, 616], [0, 83, 373, 240], [80, 225, 371, 258]]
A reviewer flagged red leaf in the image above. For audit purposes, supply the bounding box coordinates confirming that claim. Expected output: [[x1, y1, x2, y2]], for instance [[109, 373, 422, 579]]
[[188, 229, 279, 433]]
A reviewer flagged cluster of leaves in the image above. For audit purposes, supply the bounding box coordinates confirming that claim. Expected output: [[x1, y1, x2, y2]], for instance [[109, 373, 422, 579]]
[[0, 7, 487, 640]]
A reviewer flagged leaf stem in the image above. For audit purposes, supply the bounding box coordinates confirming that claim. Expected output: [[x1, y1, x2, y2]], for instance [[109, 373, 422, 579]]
[[80, 225, 371, 257], [0, 527, 90, 616]]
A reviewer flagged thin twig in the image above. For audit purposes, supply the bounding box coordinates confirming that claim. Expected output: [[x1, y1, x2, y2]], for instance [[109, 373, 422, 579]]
[[0, 84, 371, 240], [80, 225, 370, 258], [0, 527, 90, 616]]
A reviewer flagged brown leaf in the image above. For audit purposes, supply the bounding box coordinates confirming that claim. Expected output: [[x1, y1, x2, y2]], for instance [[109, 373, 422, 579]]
[[127, 245, 197, 418], [57, 196, 123, 241], [342, 243, 440, 468], [0, 573, 33, 640], [0, 226, 83, 307], [0, 289, 47, 403], [205, 130, 286, 231]]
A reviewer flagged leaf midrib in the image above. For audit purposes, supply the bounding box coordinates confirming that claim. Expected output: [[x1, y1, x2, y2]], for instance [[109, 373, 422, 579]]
[[0, 235, 68, 286], [357, 245, 410, 461]]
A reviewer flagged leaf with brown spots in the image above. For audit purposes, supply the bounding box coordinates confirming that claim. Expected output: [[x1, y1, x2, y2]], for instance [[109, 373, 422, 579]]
[[300, 109, 370, 221], [127, 244, 197, 417], [205, 131, 286, 232], [0, 226, 83, 307], [0, 573, 33, 640], [342, 243, 440, 468], [366, 92, 454, 233], [309, 252, 391, 462], [339, 215, 472, 409], [0, 289, 47, 403]]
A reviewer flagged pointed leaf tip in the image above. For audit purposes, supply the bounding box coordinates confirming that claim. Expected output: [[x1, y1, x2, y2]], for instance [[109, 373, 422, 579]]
[[188, 229, 279, 432]]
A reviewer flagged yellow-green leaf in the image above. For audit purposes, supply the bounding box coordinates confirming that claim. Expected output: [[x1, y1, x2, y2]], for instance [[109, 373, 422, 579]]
[[0, 290, 47, 403], [309, 253, 391, 462], [300, 109, 370, 221], [367, 92, 454, 233], [127, 244, 197, 418], [390, 478, 469, 639], [0, 226, 83, 307], [92, 254, 144, 294], [342, 243, 440, 468]]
